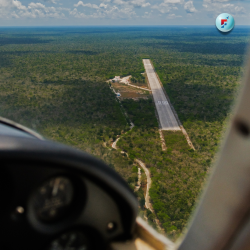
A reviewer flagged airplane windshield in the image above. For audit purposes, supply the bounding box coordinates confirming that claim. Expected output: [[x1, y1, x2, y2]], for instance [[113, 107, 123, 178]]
[[0, 1, 249, 242]]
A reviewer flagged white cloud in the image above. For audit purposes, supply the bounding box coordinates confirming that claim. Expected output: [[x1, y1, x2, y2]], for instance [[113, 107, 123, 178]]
[[151, 0, 183, 13], [29, 3, 46, 9], [151, 3, 171, 13], [1, 0, 247, 23], [111, 0, 150, 8], [71, 3, 136, 19], [167, 13, 182, 18], [0, 0, 66, 19], [130, 0, 150, 7], [100, 3, 108, 8], [0, 0, 27, 18], [42, 0, 57, 4], [203, 0, 245, 15], [205, 0, 248, 3], [70, 7, 88, 18], [74, 1, 99, 9], [152, 0, 197, 15], [113, 0, 124, 4], [164, 0, 184, 4], [151, 0, 184, 14], [184, 1, 197, 13], [11, 11, 20, 18], [235, 5, 244, 12], [73, 1, 113, 11]]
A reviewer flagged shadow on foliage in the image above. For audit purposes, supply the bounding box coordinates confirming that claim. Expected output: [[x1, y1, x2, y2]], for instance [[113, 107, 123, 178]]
[[0, 54, 13, 67], [0, 37, 52, 46], [142, 41, 248, 55], [0, 51, 62, 56], [67, 50, 99, 55], [9, 33, 65, 37], [188, 27, 250, 37], [164, 80, 236, 124], [0, 51, 33, 55], [0, 79, 125, 132], [67, 27, 155, 34]]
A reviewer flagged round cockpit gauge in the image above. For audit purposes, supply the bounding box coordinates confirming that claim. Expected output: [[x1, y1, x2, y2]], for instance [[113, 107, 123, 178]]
[[47, 231, 89, 250], [32, 176, 74, 222]]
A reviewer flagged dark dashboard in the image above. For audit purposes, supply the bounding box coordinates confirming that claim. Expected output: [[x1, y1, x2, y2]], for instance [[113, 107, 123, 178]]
[[0, 118, 138, 250]]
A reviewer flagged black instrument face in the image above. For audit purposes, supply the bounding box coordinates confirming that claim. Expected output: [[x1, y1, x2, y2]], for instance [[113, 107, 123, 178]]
[[32, 177, 74, 222], [47, 231, 89, 250]]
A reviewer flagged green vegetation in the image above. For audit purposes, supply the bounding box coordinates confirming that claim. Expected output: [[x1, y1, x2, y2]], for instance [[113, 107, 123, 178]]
[[0, 26, 248, 239], [136, 188, 145, 209], [130, 73, 146, 84], [122, 98, 158, 128], [117, 100, 209, 237], [0, 75, 137, 184], [164, 131, 191, 152]]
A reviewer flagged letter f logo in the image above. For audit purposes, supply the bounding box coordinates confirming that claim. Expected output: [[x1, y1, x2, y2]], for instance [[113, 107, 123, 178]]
[[221, 19, 227, 25]]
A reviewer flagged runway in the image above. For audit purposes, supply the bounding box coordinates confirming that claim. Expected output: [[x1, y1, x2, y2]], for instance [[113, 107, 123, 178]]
[[143, 59, 180, 130]]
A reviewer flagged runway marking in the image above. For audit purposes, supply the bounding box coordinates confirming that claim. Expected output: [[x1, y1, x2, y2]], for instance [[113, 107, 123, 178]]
[[156, 101, 169, 105]]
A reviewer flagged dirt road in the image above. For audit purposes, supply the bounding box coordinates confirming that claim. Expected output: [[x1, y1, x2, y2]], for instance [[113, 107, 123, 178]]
[[135, 159, 152, 211]]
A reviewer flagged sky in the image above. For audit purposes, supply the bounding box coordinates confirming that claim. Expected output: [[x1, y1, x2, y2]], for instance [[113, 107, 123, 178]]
[[0, 0, 249, 26]]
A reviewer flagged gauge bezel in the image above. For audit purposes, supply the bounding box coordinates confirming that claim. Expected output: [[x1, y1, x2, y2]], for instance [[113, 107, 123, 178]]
[[27, 172, 87, 232], [31, 176, 75, 223]]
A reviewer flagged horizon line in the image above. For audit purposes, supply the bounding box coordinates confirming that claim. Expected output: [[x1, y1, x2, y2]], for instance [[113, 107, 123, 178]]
[[0, 25, 250, 28]]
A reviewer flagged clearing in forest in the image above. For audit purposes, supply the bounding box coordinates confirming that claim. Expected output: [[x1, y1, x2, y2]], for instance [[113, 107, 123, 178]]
[[111, 81, 150, 100]]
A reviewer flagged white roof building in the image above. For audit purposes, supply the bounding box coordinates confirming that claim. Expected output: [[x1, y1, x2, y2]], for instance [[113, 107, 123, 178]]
[[113, 76, 121, 82]]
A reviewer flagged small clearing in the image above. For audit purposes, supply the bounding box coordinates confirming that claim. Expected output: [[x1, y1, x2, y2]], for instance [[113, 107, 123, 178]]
[[111, 81, 150, 100]]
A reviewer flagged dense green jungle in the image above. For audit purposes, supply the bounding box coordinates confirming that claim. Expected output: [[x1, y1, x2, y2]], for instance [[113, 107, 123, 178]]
[[0, 26, 249, 239]]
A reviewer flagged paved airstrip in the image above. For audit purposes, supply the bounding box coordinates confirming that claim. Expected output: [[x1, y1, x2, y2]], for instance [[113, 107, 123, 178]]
[[143, 59, 180, 131]]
